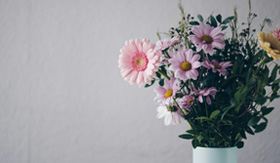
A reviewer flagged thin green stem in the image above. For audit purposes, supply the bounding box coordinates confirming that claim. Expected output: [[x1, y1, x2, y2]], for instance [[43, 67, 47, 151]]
[[173, 97, 185, 116], [158, 70, 170, 80]]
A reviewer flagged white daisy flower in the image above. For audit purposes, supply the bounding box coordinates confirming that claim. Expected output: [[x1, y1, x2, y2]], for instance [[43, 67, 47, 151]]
[[156, 104, 182, 126]]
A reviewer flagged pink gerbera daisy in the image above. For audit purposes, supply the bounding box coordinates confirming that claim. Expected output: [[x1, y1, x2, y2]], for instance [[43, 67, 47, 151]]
[[154, 78, 179, 104], [271, 27, 280, 41], [189, 22, 225, 55], [192, 87, 217, 105], [202, 58, 232, 76], [178, 95, 195, 111], [119, 39, 161, 87], [169, 49, 201, 80]]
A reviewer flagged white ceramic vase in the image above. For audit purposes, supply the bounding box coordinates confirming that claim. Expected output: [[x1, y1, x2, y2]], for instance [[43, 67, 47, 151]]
[[193, 146, 237, 163]]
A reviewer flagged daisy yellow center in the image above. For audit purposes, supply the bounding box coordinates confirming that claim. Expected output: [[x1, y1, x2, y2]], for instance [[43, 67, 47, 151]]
[[132, 53, 148, 71], [187, 98, 195, 104], [214, 64, 222, 69], [180, 62, 192, 71], [167, 106, 178, 112], [165, 89, 173, 98], [201, 35, 213, 44]]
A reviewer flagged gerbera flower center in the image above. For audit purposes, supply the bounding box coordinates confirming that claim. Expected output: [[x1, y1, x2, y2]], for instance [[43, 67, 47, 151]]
[[214, 64, 222, 69], [180, 62, 192, 71], [165, 89, 173, 98], [201, 35, 213, 44], [187, 98, 195, 104], [132, 53, 148, 71]]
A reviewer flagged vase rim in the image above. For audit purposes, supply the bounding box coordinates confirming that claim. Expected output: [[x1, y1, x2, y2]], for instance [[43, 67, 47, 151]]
[[194, 146, 237, 150]]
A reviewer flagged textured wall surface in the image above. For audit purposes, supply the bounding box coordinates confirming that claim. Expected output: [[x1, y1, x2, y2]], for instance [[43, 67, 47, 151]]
[[0, 0, 279, 163]]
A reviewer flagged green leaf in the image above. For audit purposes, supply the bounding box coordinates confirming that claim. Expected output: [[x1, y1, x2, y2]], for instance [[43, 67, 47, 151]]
[[234, 90, 241, 102], [210, 15, 217, 27], [273, 78, 280, 84], [237, 141, 244, 148], [262, 107, 274, 116], [222, 16, 234, 24], [240, 130, 246, 139], [195, 116, 209, 120], [186, 130, 199, 135], [179, 134, 194, 139], [245, 126, 255, 135], [156, 72, 161, 79], [192, 139, 199, 148], [221, 104, 235, 120], [210, 110, 220, 119], [248, 78, 256, 86], [255, 97, 267, 105], [221, 26, 228, 31], [159, 79, 164, 86], [269, 64, 278, 83], [216, 14, 222, 23], [255, 122, 267, 133], [144, 80, 155, 88], [248, 117, 261, 126], [189, 21, 200, 25], [197, 14, 203, 22], [241, 87, 248, 97]]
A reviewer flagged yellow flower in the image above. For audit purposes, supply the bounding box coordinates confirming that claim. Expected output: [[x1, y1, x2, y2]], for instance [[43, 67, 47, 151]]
[[258, 32, 280, 60]]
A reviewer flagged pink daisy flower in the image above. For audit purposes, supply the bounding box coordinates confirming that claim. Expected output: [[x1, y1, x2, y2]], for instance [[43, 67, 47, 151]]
[[271, 27, 280, 41], [202, 58, 232, 76], [156, 104, 183, 126], [119, 39, 161, 87], [192, 87, 217, 105], [169, 49, 201, 80], [178, 95, 195, 111], [189, 22, 225, 55], [156, 39, 170, 51], [154, 78, 179, 104]]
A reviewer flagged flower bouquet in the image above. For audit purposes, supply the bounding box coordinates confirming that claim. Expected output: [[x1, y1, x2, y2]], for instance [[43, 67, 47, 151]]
[[118, 1, 280, 162]]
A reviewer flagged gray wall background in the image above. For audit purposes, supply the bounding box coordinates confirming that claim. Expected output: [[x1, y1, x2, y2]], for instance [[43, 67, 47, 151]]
[[0, 0, 279, 163]]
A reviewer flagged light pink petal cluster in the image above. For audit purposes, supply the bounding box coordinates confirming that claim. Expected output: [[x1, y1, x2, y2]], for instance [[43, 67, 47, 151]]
[[154, 78, 179, 104], [169, 49, 201, 80], [192, 87, 217, 105], [271, 27, 280, 41], [157, 104, 183, 126], [202, 58, 232, 76], [189, 22, 225, 55], [119, 39, 161, 87], [156, 39, 170, 51], [169, 36, 181, 46], [156, 36, 181, 51]]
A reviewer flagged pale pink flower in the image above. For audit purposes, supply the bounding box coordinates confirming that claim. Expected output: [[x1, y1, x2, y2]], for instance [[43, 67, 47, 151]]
[[178, 95, 195, 111], [271, 27, 280, 41], [156, 39, 170, 51], [157, 104, 183, 126], [202, 58, 232, 76], [169, 49, 201, 80], [170, 36, 181, 46], [119, 39, 161, 87], [154, 78, 179, 104], [189, 22, 225, 55], [192, 87, 217, 105]]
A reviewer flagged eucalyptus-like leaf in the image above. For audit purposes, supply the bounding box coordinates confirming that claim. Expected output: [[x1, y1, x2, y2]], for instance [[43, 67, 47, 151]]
[[248, 117, 261, 127]]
